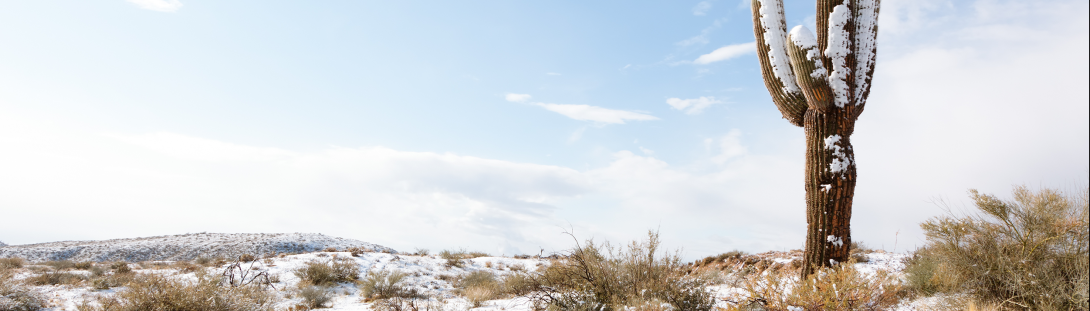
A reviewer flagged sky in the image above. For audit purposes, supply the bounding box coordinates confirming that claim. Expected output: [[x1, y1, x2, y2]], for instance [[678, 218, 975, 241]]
[[1, 0, 1087, 259]]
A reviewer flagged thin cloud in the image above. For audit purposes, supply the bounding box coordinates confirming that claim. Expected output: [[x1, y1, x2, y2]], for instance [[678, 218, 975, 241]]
[[536, 103, 658, 124], [127, 0, 183, 12], [694, 42, 756, 64], [505, 93, 532, 103], [666, 96, 721, 114], [546, 72, 562, 76], [693, 1, 713, 16]]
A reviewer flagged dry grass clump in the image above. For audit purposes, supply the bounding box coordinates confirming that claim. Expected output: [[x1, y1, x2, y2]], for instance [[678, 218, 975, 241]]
[[906, 186, 1089, 310], [0, 258, 25, 270], [77, 273, 275, 311], [292, 257, 359, 286], [732, 261, 908, 311], [528, 231, 715, 311], [1, 271, 47, 311]]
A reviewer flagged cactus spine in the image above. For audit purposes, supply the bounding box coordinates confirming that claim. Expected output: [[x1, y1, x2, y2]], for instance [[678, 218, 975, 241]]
[[751, 0, 879, 276]]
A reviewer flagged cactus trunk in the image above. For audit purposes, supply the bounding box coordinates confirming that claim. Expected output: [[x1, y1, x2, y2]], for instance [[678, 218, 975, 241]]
[[802, 108, 857, 276]]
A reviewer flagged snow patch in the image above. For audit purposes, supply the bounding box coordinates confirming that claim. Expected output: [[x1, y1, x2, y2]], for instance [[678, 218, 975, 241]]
[[825, 1, 852, 107], [756, 0, 802, 95]]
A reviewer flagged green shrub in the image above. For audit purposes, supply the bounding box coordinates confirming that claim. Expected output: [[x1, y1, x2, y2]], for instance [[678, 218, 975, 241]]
[[906, 186, 1089, 310], [530, 231, 715, 311], [78, 273, 274, 311], [292, 258, 359, 286]]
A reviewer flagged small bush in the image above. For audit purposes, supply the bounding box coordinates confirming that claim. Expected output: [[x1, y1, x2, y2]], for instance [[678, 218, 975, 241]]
[[79, 273, 274, 311], [27, 271, 87, 286], [498, 273, 537, 297], [292, 258, 359, 286], [464, 286, 494, 308], [238, 254, 256, 262], [42, 258, 90, 268], [0, 258, 24, 270], [1, 272, 47, 311], [439, 249, 465, 268], [360, 270, 420, 300], [907, 186, 1089, 310], [413, 248, 430, 256], [299, 286, 333, 309], [736, 262, 908, 310], [195, 257, 213, 266], [110, 262, 131, 274], [466, 251, 490, 258], [529, 231, 715, 311]]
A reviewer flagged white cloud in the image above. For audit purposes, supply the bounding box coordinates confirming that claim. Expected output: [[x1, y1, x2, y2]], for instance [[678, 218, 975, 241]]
[[536, 103, 659, 124], [693, 42, 756, 64], [666, 96, 721, 114], [126, 0, 183, 12], [709, 130, 747, 164], [0, 123, 800, 258], [692, 1, 713, 15], [505, 93, 532, 103], [546, 72, 562, 76]]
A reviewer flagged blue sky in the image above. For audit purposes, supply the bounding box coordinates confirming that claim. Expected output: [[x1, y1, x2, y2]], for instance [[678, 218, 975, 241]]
[[1, 0, 1087, 259]]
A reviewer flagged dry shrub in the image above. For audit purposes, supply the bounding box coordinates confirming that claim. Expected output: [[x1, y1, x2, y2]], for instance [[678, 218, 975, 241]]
[[292, 257, 359, 286], [110, 262, 131, 274], [454, 271, 498, 306], [298, 286, 333, 309], [731, 261, 906, 311], [529, 231, 715, 311], [463, 286, 494, 308], [78, 273, 274, 311], [0, 258, 24, 270], [466, 251, 490, 258], [0, 271, 47, 311], [26, 271, 87, 286], [907, 186, 1089, 310], [371, 297, 442, 311], [41, 260, 92, 271], [360, 269, 421, 300], [238, 254, 256, 262], [439, 250, 465, 268]]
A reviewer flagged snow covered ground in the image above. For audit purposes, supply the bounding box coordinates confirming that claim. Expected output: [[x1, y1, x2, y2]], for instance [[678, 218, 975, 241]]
[[2, 234, 947, 310]]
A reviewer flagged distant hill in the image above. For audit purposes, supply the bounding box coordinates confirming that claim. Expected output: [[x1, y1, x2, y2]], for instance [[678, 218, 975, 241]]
[[0, 233, 395, 262]]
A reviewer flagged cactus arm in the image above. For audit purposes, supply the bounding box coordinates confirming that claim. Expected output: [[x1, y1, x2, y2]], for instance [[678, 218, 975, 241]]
[[752, 0, 807, 126], [824, 1, 855, 108], [787, 26, 835, 113], [851, 0, 880, 115]]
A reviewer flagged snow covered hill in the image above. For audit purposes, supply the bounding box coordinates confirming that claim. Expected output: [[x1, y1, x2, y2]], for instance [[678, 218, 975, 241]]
[[0, 233, 394, 262]]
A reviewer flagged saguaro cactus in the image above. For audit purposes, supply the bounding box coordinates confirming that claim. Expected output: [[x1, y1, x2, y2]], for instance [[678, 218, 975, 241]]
[[750, 0, 879, 276]]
